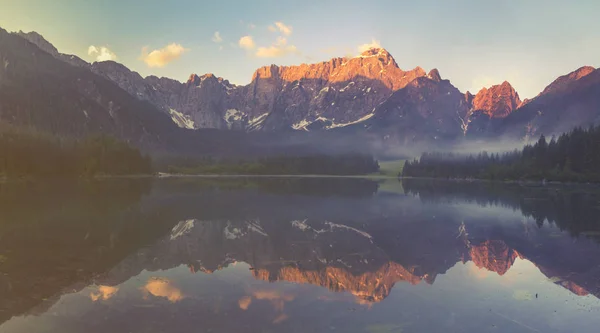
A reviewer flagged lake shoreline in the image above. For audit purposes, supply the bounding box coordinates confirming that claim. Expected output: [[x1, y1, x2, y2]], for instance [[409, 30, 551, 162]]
[[155, 172, 396, 180], [398, 176, 600, 187]]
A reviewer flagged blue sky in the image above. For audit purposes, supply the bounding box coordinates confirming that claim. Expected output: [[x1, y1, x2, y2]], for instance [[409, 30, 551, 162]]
[[1, 0, 599, 98]]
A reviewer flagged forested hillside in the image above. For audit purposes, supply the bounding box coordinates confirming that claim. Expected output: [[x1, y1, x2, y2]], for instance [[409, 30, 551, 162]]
[[403, 125, 600, 182], [162, 154, 380, 176], [0, 125, 152, 178]]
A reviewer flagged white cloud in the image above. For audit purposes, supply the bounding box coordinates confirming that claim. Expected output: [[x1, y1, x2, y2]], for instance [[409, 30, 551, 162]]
[[357, 39, 382, 53], [87, 45, 117, 62], [275, 22, 292, 36], [212, 31, 223, 43], [219, 45, 224, 51], [268, 22, 292, 36], [248, 23, 256, 29], [255, 36, 298, 58], [139, 43, 187, 68], [238, 36, 256, 50]]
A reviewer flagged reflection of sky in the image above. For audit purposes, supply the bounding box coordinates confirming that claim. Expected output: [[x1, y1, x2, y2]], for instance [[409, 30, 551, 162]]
[[89, 285, 119, 302], [2, 259, 599, 333], [143, 278, 185, 303], [3, 180, 600, 332]]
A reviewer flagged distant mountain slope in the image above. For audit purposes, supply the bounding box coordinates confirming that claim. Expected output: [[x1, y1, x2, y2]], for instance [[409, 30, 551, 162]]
[[0, 28, 179, 150], [496, 66, 600, 139], [363, 72, 471, 144], [11, 28, 600, 148], [3, 28, 302, 157]]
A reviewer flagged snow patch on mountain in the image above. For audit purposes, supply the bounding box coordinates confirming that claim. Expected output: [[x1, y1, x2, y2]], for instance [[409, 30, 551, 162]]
[[292, 119, 311, 130], [339, 82, 355, 92], [325, 113, 375, 130], [170, 219, 197, 240], [224, 224, 244, 240], [290, 219, 372, 241], [246, 219, 268, 236], [314, 86, 330, 100], [292, 112, 374, 131], [325, 221, 373, 240], [169, 108, 196, 130], [224, 220, 268, 239], [247, 113, 269, 131], [224, 109, 243, 129], [291, 219, 310, 231]]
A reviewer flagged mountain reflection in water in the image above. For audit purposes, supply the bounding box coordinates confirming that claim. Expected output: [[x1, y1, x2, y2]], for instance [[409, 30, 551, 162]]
[[1, 177, 600, 333]]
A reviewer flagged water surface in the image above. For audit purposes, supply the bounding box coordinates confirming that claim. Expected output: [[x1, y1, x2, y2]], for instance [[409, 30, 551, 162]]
[[1, 178, 600, 332]]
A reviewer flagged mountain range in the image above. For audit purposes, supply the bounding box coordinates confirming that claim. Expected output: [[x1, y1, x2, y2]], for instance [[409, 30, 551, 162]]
[[3, 28, 600, 155]]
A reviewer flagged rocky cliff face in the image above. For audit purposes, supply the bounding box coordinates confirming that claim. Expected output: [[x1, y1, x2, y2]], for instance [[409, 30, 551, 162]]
[[12, 31, 443, 134], [472, 81, 522, 118], [90, 62, 238, 130], [364, 73, 472, 143], [496, 66, 600, 140], [12, 29, 600, 143], [468, 240, 520, 275], [464, 81, 522, 137], [243, 48, 427, 131]]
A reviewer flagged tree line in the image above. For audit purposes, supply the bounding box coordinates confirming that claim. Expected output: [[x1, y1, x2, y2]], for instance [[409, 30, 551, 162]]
[[402, 178, 600, 239], [0, 125, 152, 178], [162, 153, 380, 176], [402, 125, 600, 182]]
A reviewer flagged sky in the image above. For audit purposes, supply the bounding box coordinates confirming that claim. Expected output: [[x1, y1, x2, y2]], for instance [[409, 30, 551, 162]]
[[1, 0, 599, 98]]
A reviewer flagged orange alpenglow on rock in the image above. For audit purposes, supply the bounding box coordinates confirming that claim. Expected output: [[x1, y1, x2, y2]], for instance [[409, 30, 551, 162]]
[[472, 81, 522, 118]]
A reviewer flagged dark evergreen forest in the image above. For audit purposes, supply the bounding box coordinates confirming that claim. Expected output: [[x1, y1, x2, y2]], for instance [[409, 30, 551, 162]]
[[0, 125, 152, 178], [403, 126, 600, 182], [161, 153, 380, 176]]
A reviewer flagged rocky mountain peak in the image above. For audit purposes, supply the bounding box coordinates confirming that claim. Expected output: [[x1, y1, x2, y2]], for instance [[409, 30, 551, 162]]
[[427, 68, 442, 82], [93, 60, 131, 72], [356, 47, 399, 69], [202, 73, 216, 80], [187, 73, 201, 86], [472, 81, 521, 118], [186, 73, 226, 87], [251, 64, 281, 82], [358, 47, 393, 60], [564, 66, 595, 81], [540, 65, 596, 96], [15, 30, 59, 56], [359, 47, 387, 57], [14, 30, 88, 68], [465, 91, 474, 104]]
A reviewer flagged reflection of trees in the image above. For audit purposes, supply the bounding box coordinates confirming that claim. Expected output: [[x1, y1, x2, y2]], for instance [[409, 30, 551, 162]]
[[154, 177, 379, 198], [402, 178, 600, 238], [0, 179, 172, 324]]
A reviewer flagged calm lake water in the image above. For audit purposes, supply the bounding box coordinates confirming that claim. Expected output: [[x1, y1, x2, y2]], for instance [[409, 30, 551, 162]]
[[1, 177, 600, 333]]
